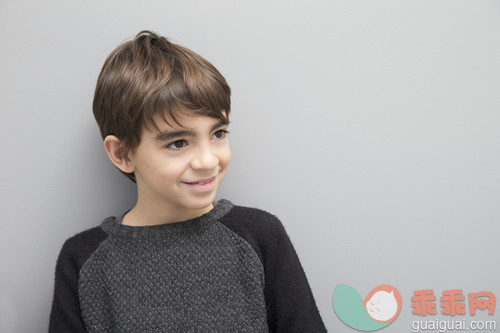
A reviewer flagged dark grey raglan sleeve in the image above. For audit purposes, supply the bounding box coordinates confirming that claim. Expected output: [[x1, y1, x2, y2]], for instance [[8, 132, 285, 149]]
[[220, 206, 327, 333], [49, 227, 108, 333]]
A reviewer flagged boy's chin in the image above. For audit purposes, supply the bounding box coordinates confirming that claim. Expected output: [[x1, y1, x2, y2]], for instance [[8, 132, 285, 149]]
[[183, 194, 217, 211]]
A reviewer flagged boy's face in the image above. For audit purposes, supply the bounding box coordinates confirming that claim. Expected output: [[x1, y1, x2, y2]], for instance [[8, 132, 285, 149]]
[[127, 112, 230, 219]]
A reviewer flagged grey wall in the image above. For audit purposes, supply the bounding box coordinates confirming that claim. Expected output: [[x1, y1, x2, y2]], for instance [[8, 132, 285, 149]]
[[1, 1, 499, 332]]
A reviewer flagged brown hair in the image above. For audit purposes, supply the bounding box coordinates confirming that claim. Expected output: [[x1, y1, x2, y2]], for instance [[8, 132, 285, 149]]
[[93, 30, 231, 182]]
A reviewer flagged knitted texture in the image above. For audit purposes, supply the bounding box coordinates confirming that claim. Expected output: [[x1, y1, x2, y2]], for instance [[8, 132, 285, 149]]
[[49, 200, 327, 332], [78, 200, 268, 332]]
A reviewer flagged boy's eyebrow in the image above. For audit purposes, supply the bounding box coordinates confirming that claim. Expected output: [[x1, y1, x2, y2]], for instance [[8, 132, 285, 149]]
[[210, 120, 229, 132], [155, 120, 228, 142], [156, 129, 195, 142]]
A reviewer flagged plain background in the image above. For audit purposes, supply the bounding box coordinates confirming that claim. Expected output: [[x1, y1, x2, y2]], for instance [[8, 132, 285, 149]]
[[1, 1, 500, 332]]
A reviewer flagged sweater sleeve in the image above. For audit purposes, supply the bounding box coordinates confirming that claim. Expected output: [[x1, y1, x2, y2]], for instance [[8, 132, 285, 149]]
[[220, 206, 327, 333], [49, 227, 108, 333]]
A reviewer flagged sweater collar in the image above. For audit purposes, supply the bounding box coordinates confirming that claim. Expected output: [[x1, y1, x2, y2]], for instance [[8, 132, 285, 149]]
[[100, 199, 233, 239]]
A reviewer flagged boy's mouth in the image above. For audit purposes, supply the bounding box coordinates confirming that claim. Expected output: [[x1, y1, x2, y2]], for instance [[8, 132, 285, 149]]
[[183, 176, 216, 185], [181, 176, 217, 192]]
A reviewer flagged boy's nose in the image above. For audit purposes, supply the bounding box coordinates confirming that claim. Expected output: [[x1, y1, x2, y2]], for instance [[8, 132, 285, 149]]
[[190, 146, 218, 170]]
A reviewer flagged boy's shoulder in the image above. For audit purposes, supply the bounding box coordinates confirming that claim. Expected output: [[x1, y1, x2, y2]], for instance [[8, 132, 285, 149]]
[[56, 224, 109, 269], [220, 201, 291, 264], [61, 225, 109, 252], [221, 201, 287, 238]]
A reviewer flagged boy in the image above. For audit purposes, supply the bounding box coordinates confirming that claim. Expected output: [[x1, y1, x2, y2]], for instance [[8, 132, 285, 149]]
[[49, 31, 326, 332]]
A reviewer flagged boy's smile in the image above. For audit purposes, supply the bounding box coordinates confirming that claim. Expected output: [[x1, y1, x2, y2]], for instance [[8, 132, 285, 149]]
[[120, 113, 230, 226], [181, 176, 217, 192]]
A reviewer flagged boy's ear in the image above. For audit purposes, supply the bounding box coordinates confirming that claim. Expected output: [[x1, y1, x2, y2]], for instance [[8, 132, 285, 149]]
[[103, 135, 135, 173]]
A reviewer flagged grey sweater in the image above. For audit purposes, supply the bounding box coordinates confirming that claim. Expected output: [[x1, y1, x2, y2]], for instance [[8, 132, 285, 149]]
[[49, 200, 327, 332]]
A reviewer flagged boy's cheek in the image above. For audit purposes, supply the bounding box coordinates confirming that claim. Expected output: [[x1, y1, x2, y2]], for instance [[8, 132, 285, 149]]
[[220, 150, 231, 169]]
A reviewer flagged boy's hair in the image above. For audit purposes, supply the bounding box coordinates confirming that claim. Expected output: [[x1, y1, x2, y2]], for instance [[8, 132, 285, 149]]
[[93, 30, 231, 182]]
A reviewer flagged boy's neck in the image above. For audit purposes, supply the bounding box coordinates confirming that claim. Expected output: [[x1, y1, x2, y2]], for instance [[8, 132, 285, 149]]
[[122, 200, 214, 226]]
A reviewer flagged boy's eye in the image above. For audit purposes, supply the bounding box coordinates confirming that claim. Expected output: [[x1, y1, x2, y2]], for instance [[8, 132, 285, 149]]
[[166, 140, 187, 151], [212, 129, 228, 140]]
